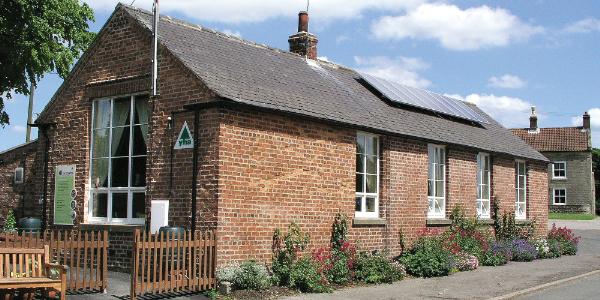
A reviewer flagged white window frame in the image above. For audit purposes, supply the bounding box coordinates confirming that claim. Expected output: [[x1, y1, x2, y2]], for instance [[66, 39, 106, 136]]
[[355, 132, 379, 219], [552, 161, 567, 180], [14, 167, 24, 184], [427, 144, 446, 219], [552, 188, 567, 205], [88, 94, 148, 225], [515, 160, 527, 220], [476, 153, 491, 219]]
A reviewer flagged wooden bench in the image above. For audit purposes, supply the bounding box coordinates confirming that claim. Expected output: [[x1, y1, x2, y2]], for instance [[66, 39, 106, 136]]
[[0, 245, 67, 299]]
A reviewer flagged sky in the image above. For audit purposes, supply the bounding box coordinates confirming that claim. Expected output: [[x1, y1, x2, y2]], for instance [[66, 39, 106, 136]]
[[2, 0, 600, 151]]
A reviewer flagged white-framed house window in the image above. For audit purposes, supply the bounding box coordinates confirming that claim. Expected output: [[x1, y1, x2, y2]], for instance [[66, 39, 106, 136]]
[[553, 188, 567, 205], [89, 94, 149, 224], [552, 162, 566, 179], [515, 160, 527, 220], [476, 153, 491, 218], [14, 167, 24, 184], [355, 132, 379, 219], [428, 144, 446, 218]]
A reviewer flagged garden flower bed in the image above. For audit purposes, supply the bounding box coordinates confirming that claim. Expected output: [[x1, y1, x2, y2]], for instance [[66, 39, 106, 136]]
[[206, 207, 580, 300]]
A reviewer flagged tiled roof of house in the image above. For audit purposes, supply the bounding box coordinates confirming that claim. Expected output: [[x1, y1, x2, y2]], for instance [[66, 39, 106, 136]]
[[118, 5, 547, 161], [510, 127, 591, 152]]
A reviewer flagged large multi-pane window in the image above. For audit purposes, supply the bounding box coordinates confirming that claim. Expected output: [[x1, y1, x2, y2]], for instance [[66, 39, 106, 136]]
[[476, 153, 491, 218], [355, 133, 379, 219], [89, 94, 149, 224], [515, 161, 527, 219], [428, 144, 446, 218]]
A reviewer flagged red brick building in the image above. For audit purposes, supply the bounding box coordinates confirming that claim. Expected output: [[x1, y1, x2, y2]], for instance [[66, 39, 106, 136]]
[[0, 4, 548, 269]]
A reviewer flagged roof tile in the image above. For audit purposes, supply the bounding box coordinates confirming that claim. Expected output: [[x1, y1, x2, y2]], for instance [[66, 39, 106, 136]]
[[511, 127, 590, 152]]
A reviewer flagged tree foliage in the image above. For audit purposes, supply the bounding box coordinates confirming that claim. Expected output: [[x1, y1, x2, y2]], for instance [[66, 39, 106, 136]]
[[0, 0, 95, 126]]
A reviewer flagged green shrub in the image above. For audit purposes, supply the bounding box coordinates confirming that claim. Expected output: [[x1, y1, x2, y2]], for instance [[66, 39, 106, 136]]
[[401, 235, 451, 278], [231, 261, 271, 291], [547, 224, 580, 256], [272, 223, 310, 286], [216, 264, 238, 283], [492, 202, 535, 241], [289, 257, 331, 293], [3, 210, 16, 232], [481, 251, 508, 266], [547, 239, 562, 258], [325, 213, 356, 285], [354, 252, 404, 284]]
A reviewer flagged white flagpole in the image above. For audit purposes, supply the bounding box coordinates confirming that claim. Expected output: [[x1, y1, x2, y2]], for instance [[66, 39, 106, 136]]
[[152, 0, 159, 96]]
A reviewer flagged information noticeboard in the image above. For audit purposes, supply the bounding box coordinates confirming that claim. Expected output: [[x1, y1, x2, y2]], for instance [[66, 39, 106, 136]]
[[54, 165, 76, 225]]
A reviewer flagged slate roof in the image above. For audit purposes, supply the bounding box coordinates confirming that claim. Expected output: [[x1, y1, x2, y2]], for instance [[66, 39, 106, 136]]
[[119, 5, 546, 161], [510, 127, 591, 152]]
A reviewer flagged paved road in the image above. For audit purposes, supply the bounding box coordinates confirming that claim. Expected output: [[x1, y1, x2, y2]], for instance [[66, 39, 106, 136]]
[[516, 272, 600, 300]]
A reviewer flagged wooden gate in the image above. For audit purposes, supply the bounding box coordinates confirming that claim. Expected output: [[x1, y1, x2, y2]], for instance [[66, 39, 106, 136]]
[[0, 230, 109, 293], [131, 229, 216, 300]]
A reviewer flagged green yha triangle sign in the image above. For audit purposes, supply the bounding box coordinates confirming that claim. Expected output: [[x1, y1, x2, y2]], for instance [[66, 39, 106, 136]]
[[174, 121, 194, 149]]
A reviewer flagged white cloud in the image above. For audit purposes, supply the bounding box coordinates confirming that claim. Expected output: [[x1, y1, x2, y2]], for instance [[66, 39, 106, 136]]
[[488, 74, 526, 89], [354, 56, 431, 88], [317, 56, 330, 62], [335, 35, 350, 44], [571, 108, 600, 129], [372, 3, 543, 50], [88, 0, 423, 23], [10, 125, 26, 134], [222, 29, 242, 38], [447, 93, 533, 128], [562, 18, 600, 34]]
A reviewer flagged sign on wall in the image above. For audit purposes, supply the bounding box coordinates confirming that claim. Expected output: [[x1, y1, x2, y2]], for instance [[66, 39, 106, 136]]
[[174, 121, 194, 150], [54, 165, 76, 225]]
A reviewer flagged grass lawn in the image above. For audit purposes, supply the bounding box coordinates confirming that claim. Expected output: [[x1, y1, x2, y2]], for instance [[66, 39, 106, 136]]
[[549, 212, 597, 220]]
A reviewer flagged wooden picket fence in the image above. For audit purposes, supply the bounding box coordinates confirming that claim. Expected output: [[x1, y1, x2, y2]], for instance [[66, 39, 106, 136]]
[[0, 230, 108, 293], [131, 229, 216, 300]]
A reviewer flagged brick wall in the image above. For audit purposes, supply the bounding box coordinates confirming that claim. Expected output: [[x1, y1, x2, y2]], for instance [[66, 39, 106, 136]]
[[0, 141, 42, 226], [11, 5, 550, 271], [215, 107, 550, 266], [33, 9, 217, 269]]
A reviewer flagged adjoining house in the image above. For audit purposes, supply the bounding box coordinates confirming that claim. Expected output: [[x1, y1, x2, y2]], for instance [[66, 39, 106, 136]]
[[0, 4, 549, 269], [511, 108, 595, 214], [0, 140, 41, 225]]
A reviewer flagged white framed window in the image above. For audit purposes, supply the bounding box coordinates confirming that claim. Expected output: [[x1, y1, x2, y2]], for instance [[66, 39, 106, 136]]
[[552, 162, 566, 179], [14, 167, 24, 184], [89, 94, 149, 225], [553, 188, 567, 205], [355, 132, 379, 219], [476, 153, 491, 218], [428, 144, 446, 219], [515, 160, 527, 220]]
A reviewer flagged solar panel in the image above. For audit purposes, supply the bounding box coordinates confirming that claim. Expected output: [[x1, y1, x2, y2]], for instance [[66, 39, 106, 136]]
[[359, 72, 489, 124]]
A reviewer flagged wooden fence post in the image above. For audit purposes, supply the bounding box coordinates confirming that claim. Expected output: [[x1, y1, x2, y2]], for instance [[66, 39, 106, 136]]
[[131, 229, 139, 300]]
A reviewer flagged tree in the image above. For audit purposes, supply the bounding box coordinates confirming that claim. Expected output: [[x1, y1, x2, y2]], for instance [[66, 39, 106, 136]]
[[0, 0, 95, 126]]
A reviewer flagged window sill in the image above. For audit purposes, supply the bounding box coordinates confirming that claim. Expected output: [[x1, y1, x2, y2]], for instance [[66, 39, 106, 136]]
[[515, 219, 532, 225], [80, 223, 144, 233], [426, 219, 452, 226], [353, 218, 386, 226], [477, 218, 495, 225]]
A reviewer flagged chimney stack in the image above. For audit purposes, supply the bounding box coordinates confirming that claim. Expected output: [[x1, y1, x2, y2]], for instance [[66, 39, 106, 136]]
[[583, 111, 591, 130], [529, 106, 538, 130], [288, 11, 318, 59]]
